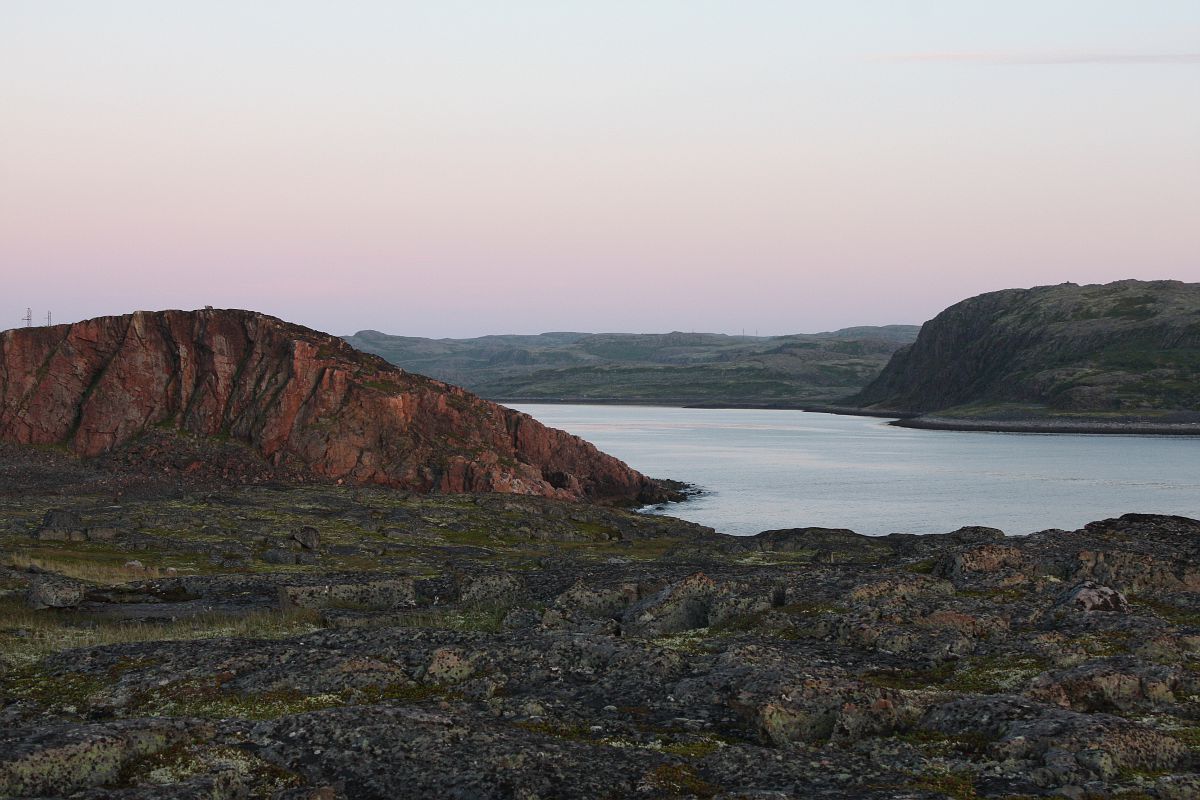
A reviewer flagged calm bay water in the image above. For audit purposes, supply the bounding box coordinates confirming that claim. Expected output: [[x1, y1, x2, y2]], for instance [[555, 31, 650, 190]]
[[511, 404, 1200, 536]]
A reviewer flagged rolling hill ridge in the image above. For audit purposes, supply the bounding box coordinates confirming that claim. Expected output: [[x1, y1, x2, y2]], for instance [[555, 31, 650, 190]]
[[344, 326, 920, 406]]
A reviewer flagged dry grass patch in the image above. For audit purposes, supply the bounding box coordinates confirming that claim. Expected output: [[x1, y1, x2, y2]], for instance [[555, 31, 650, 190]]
[[0, 598, 323, 666], [4, 550, 186, 584]]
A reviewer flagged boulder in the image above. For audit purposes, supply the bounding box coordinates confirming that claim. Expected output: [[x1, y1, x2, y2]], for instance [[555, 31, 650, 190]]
[[26, 576, 85, 609], [423, 647, 473, 684], [936, 543, 1025, 581], [292, 526, 321, 550], [1059, 581, 1130, 613], [0, 719, 202, 798]]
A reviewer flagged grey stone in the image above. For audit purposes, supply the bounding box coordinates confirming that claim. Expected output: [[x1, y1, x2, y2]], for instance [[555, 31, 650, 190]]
[[260, 548, 298, 565], [292, 525, 320, 550], [26, 576, 85, 609], [1060, 581, 1130, 613]]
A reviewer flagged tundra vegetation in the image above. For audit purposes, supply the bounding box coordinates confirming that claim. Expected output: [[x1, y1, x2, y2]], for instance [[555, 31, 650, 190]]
[[343, 327, 920, 406], [2, 443, 1199, 798]]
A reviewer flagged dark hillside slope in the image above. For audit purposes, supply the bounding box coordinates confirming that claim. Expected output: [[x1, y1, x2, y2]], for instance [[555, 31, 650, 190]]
[[851, 280, 1200, 427]]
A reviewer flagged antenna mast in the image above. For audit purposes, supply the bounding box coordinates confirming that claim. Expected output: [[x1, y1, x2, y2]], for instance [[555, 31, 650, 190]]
[[21, 308, 32, 327], [45, 311, 52, 326]]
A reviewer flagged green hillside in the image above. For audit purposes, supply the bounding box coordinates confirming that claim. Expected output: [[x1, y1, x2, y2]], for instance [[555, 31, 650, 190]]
[[344, 327, 919, 405], [852, 280, 1200, 426]]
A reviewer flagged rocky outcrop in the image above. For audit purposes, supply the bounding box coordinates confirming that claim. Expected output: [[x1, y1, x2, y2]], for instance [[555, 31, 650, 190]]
[[1059, 581, 1131, 614], [0, 719, 205, 798], [851, 280, 1200, 420], [25, 576, 85, 609], [6, 475, 1200, 797], [0, 309, 673, 503]]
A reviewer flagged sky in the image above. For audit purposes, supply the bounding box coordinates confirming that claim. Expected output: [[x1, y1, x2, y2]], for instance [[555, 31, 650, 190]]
[[2, 1, 1198, 338]]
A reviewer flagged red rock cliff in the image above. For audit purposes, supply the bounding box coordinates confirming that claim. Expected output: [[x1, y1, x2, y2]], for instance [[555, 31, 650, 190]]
[[0, 309, 670, 503]]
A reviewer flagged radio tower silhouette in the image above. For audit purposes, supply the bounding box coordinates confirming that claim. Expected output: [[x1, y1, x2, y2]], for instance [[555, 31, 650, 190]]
[[21, 308, 32, 327], [45, 311, 52, 326]]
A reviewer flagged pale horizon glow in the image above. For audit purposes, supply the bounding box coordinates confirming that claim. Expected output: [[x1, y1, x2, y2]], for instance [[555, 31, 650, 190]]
[[2, 1, 1198, 338], [877, 50, 1200, 64]]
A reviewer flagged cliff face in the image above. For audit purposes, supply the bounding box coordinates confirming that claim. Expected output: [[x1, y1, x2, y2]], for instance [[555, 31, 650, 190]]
[[0, 309, 669, 503], [851, 280, 1200, 415]]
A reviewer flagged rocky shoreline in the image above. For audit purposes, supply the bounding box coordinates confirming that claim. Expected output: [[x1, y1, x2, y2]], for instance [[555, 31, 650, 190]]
[[504, 400, 1200, 436], [800, 405, 1200, 436], [2, 448, 1200, 798], [892, 416, 1200, 436], [501, 399, 838, 411]]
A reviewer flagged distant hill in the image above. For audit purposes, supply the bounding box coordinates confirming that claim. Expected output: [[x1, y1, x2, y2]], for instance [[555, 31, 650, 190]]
[[850, 280, 1200, 430], [343, 326, 920, 406]]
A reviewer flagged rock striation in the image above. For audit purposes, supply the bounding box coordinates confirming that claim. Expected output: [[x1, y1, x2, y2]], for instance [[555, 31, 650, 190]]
[[850, 280, 1200, 426], [0, 309, 671, 503]]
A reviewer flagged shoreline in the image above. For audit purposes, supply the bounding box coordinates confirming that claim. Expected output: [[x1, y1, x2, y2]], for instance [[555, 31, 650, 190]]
[[497, 397, 820, 409], [501, 398, 1200, 436], [496, 397, 905, 414], [892, 415, 1200, 437]]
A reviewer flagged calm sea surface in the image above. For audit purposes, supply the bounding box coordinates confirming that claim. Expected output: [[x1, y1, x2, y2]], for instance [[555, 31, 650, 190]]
[[510, 404, 1200, 536]]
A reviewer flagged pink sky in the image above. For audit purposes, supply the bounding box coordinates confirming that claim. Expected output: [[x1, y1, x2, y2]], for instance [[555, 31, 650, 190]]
[[3, 2, 1198, 337]]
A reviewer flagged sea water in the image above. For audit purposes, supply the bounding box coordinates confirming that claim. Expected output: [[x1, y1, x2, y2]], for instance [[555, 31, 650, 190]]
[[511, 404, 1200, 536]]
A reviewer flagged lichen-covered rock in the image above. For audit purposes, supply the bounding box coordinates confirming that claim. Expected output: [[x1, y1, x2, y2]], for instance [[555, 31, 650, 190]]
[[846, 574, 954, 603], [423, 647, 473, 684], [1028, 657, 1185, 713], [25, 575, 85, 609], [1059, 581, 1130, 613], [622, 572, 721, 636], [279, 578, 416, 611], [720, 526, 894, 562], [919, 695, 1187, 788], [292, 526, 321, 550], [935, 543, 1025, 582], [458, 572, 523, 608], [0, 719, 204, 797], [553, 579, 646, 620]]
